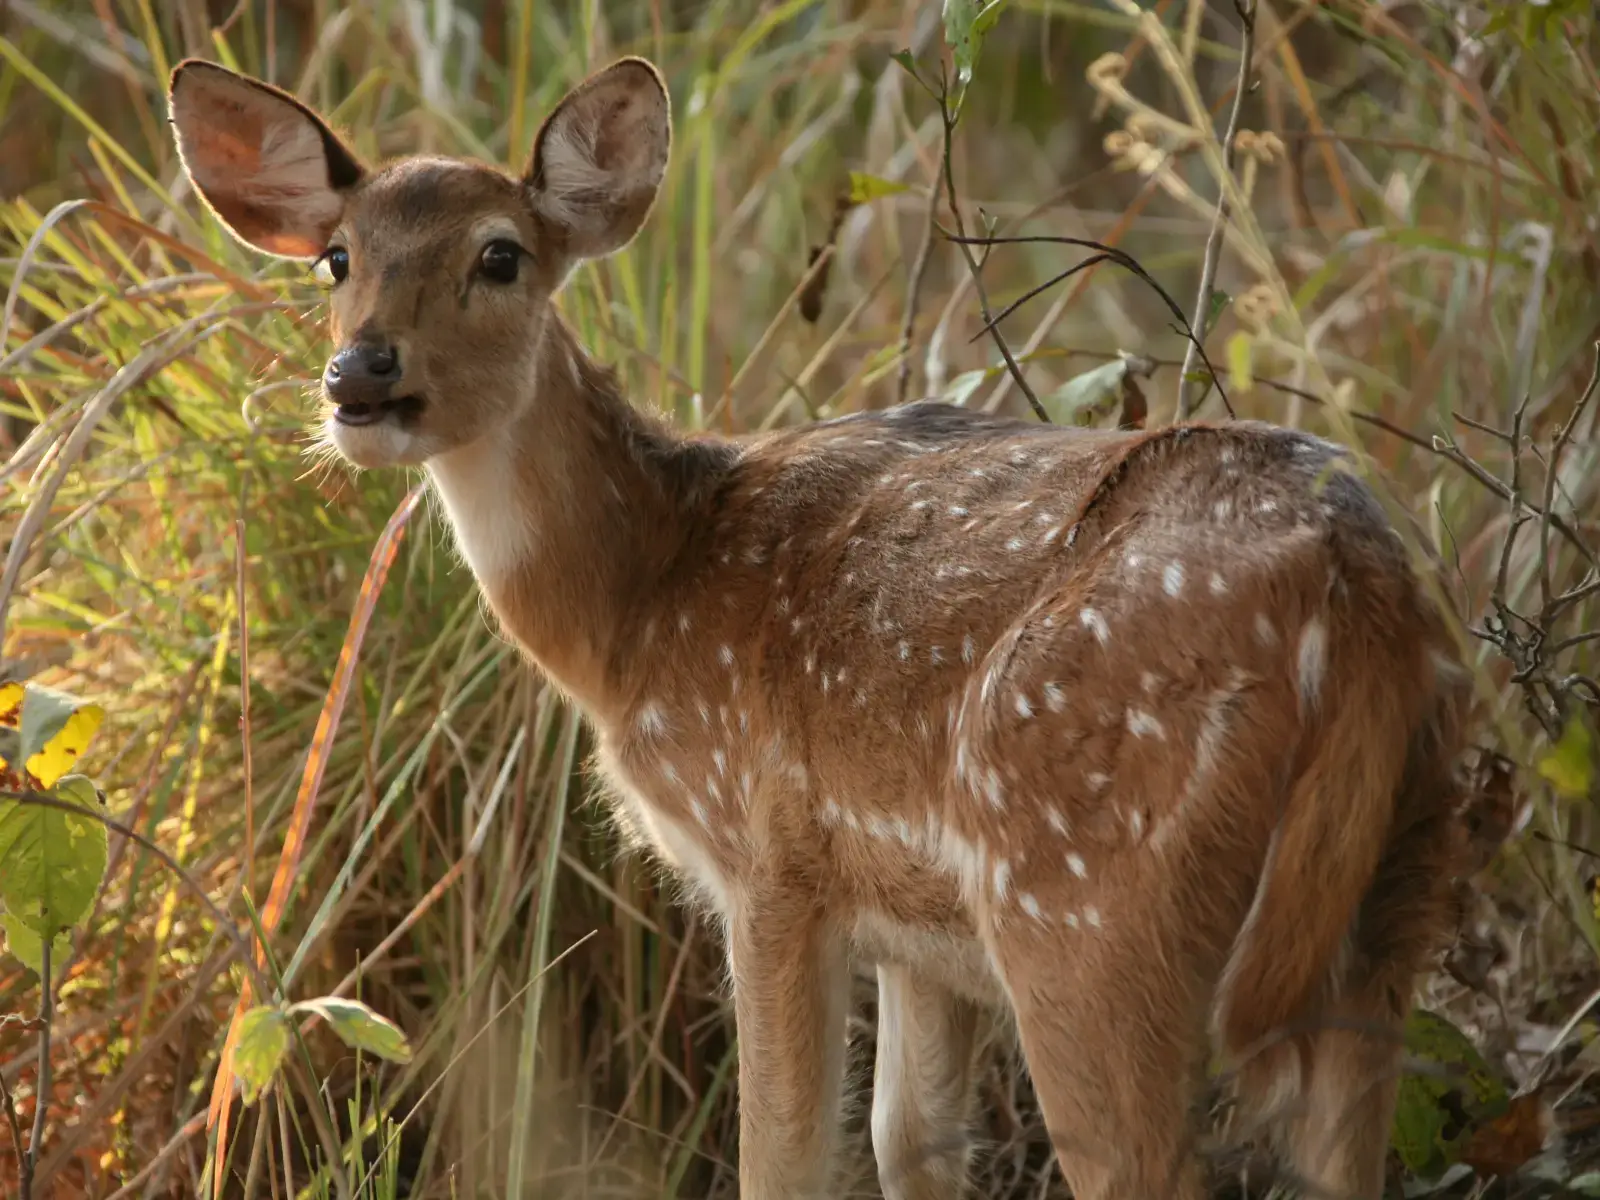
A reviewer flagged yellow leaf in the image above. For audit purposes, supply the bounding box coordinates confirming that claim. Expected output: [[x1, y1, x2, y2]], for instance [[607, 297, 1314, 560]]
[[17, 684, 105, 789], [0, 681, 21, 726], [1226, 331, 1254, 394]]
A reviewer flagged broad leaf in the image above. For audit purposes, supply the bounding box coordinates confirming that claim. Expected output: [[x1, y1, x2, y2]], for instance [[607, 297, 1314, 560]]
[[943, 0, 1007, 89], [1, 912, 71, 981], [234, 1006, 290, 1105], [847, 172, 909, 204], [0, 681, 105, 789], [290, 996, 413, 1064], [1043, 359, 1132, 426], [1392, 1008, 1510, 1177], [0, 774, 109, 939]]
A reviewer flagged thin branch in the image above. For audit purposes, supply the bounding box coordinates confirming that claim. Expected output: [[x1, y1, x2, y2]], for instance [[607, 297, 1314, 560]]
[[1178, 0, 1258, 420], [1541, 340, 1600, 610], [0, 1068, 25, 1199], [22, 937, 52, 1200], [897, 171, 945, 404], [946, 233, 1233, 416], [927, 66, 1046, 421]]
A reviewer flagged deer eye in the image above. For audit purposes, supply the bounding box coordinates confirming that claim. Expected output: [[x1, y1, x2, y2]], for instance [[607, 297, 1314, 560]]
[[479, 239, 522, 284], [313, 247, 349, 286]]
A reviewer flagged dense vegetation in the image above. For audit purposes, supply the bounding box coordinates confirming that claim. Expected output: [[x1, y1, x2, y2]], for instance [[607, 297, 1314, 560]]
[[2, 0, 1597, 1196]]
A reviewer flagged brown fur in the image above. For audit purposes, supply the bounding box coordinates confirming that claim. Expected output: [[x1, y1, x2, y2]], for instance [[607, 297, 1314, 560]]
[[170, 56, 1473, 1199]]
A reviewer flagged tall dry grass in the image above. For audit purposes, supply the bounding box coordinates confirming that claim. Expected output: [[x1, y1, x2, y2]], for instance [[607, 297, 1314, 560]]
[[2, 0, 1598, 1196]]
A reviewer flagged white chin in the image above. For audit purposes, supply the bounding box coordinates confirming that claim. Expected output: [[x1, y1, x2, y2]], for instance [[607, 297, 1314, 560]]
[[325, 417, 423, 469]]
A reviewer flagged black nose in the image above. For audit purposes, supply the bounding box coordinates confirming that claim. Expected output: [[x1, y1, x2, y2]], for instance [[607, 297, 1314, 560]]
[[324, 342, 400, 422]]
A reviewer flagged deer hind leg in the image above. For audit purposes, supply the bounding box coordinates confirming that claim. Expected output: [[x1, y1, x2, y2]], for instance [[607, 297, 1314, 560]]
[[987, 907, 1214, 1200], [725, 882, 852, 1200], [1271, 977, 1405, 1200], [870, 963, 985, 1200], [1275, 763, 1462, 1198]]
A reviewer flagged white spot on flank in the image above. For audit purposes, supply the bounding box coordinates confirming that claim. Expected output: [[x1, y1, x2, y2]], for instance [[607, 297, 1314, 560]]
[[821, 797, 842, 824], [1254, 613, 1277, 645], [898, 641, 911, 661], [1044, 525, 1063, 544], [1064, 911, 1080, 929], [661, 761, 679, 783], [1079, 608, 1110, 644], [1298, 617, 1328, 709], [636, 702, 667, 737], [1126, 708, 1165, 739], [930, 646, 944, 665], [1086, 771, 1110, 791], [1014, 693, 1033, 719], [690, 799, 711, 828], [1067, 851, 1087, 878], [1006, 537, 1025, 551], [982, 768, 1005, 809], [1163, 562, 1185, 597], [1209, 572, 1228, 595], [1046, 806, 1070, 836], [962, 635, 976, 663], [1084, 905, 1103, 929], [950, 505, 969, 516], [712, 748, 727, 776], [1043, 682, 1066, 712], [678, 612, 692, 632], [718, 644, 735, 668], [1020, 893, 1044, 920], [993, 859, 1011, 900]]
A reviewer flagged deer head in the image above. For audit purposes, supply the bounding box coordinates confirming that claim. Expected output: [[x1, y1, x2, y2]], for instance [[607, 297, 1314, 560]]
[[167, 57, 672, 471]]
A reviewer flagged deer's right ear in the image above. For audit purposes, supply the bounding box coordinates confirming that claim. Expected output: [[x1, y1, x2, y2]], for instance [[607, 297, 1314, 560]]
[[168, 59, 365, 260]]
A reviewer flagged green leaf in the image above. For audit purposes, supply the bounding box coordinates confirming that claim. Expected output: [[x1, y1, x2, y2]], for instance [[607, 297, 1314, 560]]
[[1538, 716, 1593, 799], [233, 1006, 290, 1105], [888, 49, 923, 89], [940, 366, 999, 407], [289, 996, 413, 1064], [0, 773, 109, 939], [1391, 1008, 1510, 1177], [847, 171, 910, 204], [1, 912, 71, 982], [1042, 359, 1129, 425], [943, 0, 1007, 89], [1202, 288, 1232, 338]]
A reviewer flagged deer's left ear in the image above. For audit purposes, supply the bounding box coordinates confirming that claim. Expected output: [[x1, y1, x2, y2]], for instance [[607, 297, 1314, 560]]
[[524, 58, 671, 262], [168, 59, 366, 259]]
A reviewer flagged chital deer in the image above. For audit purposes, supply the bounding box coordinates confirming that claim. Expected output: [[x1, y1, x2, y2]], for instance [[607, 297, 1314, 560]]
[[169, 55, 1471, 1200]]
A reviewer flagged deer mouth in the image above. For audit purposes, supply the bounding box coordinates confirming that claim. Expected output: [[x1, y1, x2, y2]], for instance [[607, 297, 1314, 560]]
[[333, 395, 426, 427]]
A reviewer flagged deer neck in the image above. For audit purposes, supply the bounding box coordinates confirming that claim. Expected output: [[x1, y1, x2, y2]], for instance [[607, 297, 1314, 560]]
[[424, 315, 728, 724]]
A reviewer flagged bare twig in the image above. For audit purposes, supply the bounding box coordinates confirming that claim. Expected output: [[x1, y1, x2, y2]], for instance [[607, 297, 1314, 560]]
[[0, 1068, 24, 1197], [923, 64, 1046, 421], [1540, 340, 1600, 610], [897, 169, 946, 404], [1177, 0, 1257, 420], [945, 233, 1233, 417], [21, 937, 52, 1200]]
